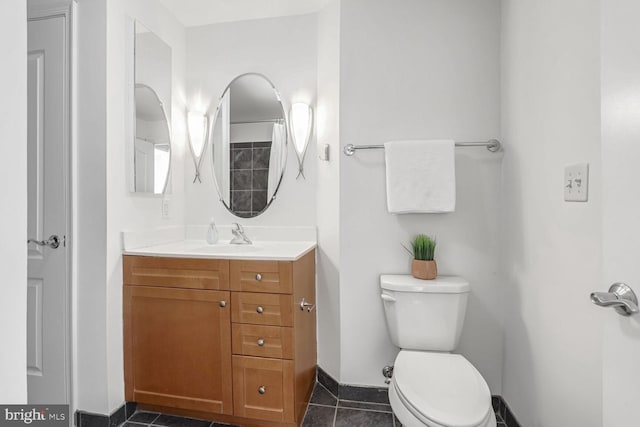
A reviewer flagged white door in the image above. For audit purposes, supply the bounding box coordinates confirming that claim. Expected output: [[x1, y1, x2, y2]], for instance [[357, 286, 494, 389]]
[[601, 1, 640, 425], [135, 138, 154, 192], [27, 14, 70, 404]]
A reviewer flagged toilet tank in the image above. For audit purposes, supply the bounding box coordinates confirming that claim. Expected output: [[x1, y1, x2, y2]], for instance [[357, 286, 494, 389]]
[[380, 275, 470, 351]]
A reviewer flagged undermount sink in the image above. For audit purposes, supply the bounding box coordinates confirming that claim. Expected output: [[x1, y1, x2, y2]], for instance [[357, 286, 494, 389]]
[[190, 244, 262, 254]]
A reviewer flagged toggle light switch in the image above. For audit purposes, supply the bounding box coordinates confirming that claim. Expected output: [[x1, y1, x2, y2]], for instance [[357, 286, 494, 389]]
[[319, 143, 330, 161], [564, 163, 589, 202]]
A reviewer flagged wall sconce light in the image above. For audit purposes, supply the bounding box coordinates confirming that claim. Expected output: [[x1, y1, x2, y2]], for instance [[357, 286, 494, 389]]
[[290, 102, 313, 179], [187, 111, 208, 183]]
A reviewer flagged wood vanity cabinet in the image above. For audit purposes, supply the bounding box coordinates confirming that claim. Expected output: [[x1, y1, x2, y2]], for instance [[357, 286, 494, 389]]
[[123, 250, 316, 427]]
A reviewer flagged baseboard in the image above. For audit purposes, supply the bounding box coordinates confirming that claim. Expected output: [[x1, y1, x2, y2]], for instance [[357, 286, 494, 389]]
[[492, 395, 521, 427], [317, 366, 389, 404], [316, 365, 339, 397], [75, 402, 137, 427], [318, 366, 522, 427]]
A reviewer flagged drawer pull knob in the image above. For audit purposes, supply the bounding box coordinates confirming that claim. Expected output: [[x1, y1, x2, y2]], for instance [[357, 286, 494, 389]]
[[256, 273, 262, 281], [258, 386, 266, 394], [257, 338, 265, 346], [256, 306, 264, 314], [219, 300, 227, 308]]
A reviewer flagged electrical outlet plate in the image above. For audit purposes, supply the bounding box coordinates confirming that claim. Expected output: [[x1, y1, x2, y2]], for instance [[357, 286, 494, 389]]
[[564, 163, 589, 202]]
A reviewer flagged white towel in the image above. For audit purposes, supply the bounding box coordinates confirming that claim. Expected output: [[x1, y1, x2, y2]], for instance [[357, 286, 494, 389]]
[[384, 140, 456, 213]]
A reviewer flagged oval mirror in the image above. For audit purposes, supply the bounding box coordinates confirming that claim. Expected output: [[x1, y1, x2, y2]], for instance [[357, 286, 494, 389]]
[[134, 84, 171, 194], [211, 73, 288, 218]]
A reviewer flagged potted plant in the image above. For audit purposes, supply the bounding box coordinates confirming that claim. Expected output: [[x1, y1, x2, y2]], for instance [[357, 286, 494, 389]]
[[406, 234, 437, 280]]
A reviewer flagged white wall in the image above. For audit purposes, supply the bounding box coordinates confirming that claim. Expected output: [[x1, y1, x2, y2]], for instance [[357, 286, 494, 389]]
[[185, 15, 317, 227], [338, 0, 503, 391], [75, 0, 185, 414], [75, 0, 109, 413], [135, 31, 172, 112], [0, 0, 28, 404], [104, 0, 186, 412], [315, 0, 341, 380], [500, 0, 603, 425]]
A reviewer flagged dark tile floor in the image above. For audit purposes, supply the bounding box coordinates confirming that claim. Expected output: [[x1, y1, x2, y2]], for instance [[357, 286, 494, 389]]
[[305, 382, 506, 427], [120, 382, 507, 427], [305, 382, 396, 426]]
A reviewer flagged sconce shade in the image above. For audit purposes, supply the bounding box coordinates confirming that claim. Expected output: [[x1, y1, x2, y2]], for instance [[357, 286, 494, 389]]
[[290, 103, 312, 178], [187, 111, 208, 182], [188, 112, 207, 158]]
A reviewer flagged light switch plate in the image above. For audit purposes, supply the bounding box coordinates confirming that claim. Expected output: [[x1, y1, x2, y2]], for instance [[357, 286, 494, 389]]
[[564, 163, 589, 202], [319, 143, 330, 161]]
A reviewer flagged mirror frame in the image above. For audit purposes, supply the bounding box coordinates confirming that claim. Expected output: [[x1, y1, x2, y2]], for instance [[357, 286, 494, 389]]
[[210, 72, 288, 218], [134, 83, 172, 195]]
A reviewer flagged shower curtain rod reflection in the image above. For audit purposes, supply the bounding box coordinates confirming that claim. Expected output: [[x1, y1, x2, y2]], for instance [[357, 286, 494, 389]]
[[230, 118, 285, 125], [343, 139, 502, 156]]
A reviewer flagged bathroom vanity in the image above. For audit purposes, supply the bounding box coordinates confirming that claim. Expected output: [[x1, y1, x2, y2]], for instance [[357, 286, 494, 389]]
[[122, 243, 316, 427]]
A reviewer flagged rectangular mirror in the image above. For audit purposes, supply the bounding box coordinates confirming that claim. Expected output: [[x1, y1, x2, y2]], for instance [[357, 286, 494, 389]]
[[132, 21, 172, 194]]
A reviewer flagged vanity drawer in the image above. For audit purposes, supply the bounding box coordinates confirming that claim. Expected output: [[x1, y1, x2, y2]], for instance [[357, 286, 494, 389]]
[[232, 324, 294, 359], [231, 292, 293, 327], [123, 256, 230, 290], [230, 260, 292, 294], [232, 355, 294, 423]]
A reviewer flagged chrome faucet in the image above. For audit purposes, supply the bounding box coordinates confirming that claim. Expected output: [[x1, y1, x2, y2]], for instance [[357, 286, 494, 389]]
[[230, 223, 252, 245]]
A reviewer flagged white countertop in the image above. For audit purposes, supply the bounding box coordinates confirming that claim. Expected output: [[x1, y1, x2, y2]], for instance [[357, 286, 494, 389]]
[[123, 239, 317, 261]]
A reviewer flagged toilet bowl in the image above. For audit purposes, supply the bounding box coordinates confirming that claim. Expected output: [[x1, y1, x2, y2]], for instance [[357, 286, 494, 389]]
[[380, 275, 495, 427], [389, 351, 495, 427]]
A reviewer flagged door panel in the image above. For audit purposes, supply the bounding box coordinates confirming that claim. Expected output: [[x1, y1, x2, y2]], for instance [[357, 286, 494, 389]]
[[135, 138, 154, 192], [602, 1, 640, 425], [27, 51, 44, 260], [27, 15, 69, 404], [26, 279, 43, 375]]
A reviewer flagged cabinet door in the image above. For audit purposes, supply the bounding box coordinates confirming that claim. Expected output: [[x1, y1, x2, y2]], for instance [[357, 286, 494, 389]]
[[124, 286, 233, 414], [232, 355, 294, 422]]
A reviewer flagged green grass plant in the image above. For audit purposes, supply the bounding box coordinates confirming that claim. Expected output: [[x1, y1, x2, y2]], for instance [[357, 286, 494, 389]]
[[404, 234, 436, 261]]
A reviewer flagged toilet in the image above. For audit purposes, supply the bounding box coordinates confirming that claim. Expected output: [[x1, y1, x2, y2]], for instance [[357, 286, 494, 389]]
[[380, 275, 496, 427]]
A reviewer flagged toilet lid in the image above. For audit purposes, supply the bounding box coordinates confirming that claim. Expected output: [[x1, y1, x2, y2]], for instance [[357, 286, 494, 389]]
[[393, 351, 491, 427]]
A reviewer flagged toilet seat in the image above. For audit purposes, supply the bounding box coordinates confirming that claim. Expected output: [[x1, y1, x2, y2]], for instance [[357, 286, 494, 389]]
[[392, 350, 492, 427]]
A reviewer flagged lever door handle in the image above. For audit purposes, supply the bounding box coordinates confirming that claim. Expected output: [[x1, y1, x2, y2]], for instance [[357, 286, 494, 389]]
[[591, 283, 639, 316], [27, 235, 60, 249]]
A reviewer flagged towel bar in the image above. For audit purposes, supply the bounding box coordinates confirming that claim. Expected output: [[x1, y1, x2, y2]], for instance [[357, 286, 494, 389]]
[[343, 139, 501, 156]]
